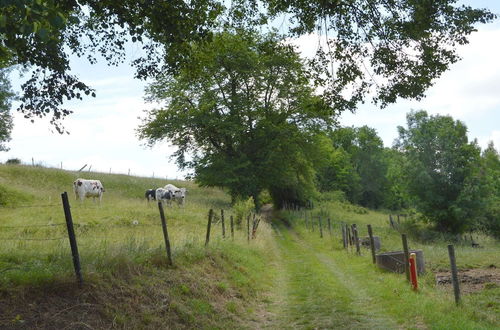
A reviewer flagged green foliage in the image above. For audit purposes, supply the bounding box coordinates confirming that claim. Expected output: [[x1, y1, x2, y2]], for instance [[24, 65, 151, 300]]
[[477, 142, 500, 238], [320, 126, 388, 209], [265, 0, 496, 110], [5, 158, 20, 165], [139, 30, 336, 208], [0, 0, 223, 131], [0, 1, 494, 134], [383, 148, 411, 210], [232, 197, 255, 227], [395, 110, 484, 233], [0, 67, 15, 151]]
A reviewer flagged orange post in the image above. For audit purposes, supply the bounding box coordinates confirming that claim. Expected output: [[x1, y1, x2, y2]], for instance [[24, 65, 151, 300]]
[[409, 253, 418, 291]]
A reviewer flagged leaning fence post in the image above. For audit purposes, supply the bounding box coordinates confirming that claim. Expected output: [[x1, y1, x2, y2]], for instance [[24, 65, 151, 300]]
[[402, 234, 410, 281], [448, 245, 461, 305], [61, 192, 83, 287], [347, 225, 352, 247], [230, 215, 234, 240], [205, 209, 213, 246], [221, 209, 226, 239], [158, 202, 173, 266], [367, 224, 376, 264]]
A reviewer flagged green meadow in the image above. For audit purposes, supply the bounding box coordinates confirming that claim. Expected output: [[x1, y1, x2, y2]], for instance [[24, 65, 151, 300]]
[[0, 164, 498, 329]]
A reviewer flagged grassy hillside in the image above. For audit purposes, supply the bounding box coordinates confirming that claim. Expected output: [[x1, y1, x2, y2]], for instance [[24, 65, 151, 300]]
[[0, 164, 277, 328], [1, 164, 498, 329]]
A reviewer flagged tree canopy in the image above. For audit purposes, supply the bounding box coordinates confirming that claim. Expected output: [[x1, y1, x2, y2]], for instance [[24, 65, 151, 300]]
[[138, 30, 335, 208], [395, 110, 483, 233], [0, 0, 495, 130]]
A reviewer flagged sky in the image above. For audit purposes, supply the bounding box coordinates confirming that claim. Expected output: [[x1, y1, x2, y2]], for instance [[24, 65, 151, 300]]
[[1, 1, 499, 178]]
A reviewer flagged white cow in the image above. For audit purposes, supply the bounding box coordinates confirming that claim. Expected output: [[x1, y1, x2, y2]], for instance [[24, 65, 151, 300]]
[[164, 184, 187, 206], [73, 178, 105, 203], [156, 187, 173, 205]]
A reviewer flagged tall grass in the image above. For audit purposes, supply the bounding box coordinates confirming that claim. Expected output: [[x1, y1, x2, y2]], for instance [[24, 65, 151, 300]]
[[0, 164, 267, 287]]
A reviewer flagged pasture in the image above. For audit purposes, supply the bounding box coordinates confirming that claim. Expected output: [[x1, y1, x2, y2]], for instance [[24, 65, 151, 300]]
[[0, 164, 276, 328], [0, 164, 499, 329]]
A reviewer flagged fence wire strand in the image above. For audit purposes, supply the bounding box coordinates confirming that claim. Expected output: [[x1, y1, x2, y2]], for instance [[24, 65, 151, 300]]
[[0, 236, 66, 241], [0, 223, 65, 229]]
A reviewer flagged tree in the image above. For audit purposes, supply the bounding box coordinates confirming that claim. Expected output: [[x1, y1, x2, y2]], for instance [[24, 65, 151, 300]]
[[0, 67, 15, 151], [326, 126, 388, 208], [138, 30, 335, 208], [383, 148, 411, 210], [0, 1, 495, 131], [264, 0, 496, 110], [1, 0, 223, 131], [478, 142, 500, 238], [395, 110, 483, 233]]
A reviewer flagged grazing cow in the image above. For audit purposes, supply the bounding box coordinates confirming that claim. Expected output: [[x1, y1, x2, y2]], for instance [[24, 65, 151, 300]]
[[164, 184, 187, 206], [155, 188, 173, 205], [73, 178, 105, 203], [145, 189, 157, 202]]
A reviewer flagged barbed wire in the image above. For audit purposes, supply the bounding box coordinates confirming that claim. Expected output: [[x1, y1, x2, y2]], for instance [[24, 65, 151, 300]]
[[0, 236, 66, 241], [0, 223, 65, 229], [4, 204, 60, 209]]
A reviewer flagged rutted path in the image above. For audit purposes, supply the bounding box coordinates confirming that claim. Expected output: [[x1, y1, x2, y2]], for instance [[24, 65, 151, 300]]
[[265, 225, 400, 329]]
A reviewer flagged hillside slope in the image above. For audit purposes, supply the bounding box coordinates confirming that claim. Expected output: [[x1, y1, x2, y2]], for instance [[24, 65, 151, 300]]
[[0, 164, 277, 328], [1, 164, 499, 329]]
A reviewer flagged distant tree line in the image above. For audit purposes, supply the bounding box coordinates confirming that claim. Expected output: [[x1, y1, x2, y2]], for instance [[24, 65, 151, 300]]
[[316, 110, 500, 237]]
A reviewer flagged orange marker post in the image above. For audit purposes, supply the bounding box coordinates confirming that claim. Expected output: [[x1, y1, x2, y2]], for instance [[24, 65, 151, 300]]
[[409, 253, 418, 291]]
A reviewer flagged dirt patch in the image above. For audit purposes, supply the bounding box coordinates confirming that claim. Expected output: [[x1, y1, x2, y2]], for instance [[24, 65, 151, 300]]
[[435, 267, 500, 294]]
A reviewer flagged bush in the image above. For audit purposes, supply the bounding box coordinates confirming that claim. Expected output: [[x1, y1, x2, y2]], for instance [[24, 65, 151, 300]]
[[5, 158, 21, 165], [318, 190, 347, 203], [233, 197, 255, 227]]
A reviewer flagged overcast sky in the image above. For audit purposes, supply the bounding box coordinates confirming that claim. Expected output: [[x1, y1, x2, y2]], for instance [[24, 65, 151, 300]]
[[1, 1, 499, 178]]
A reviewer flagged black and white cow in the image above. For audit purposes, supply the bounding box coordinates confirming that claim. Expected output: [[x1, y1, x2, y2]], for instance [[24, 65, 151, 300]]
[[145, 189, 157, 202], [164, 184, 187, 206], [155, 188, 173, 205], [73, 178, 105, 203]]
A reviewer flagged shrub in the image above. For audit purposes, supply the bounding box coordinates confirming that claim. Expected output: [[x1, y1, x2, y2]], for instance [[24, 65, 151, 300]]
[[5, 158, 21, 165], [233, 197, 255, 227]]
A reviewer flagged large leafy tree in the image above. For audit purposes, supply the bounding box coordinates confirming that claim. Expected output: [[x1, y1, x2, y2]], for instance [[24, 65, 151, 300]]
[[138, 31, 335, 208], [395, 110, 483, 233], [0, 1, 495, 131]]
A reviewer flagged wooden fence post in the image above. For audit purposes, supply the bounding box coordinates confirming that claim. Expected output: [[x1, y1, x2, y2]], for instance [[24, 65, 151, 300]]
[[247, 214, 250, 243], [230, 215, 234, 240], [367, 224, 376, 264], [448, 245, 461, 305], [342, 224, 347, 249], [352, 224, 360, 255], [205, 209, 213, 246], [221, 209, 225, 239], [402, 234, 410, 281], [158, 202, 173, 266], [319, 217, 323, 238], [61, 192, 83, 287], [347, 225, 352, 247]]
